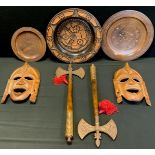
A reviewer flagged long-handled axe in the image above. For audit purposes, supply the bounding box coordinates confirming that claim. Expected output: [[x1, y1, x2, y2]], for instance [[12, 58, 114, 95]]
[[56, 64, 85, 144], [78, 64, 117, 147]]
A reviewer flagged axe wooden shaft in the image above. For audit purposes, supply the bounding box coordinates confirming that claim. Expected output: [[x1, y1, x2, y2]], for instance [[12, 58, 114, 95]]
[[65, 64, 73, 143], [90, 64, 101, 147], [90, 64, 100, 124], [56, 64, 85, 144]]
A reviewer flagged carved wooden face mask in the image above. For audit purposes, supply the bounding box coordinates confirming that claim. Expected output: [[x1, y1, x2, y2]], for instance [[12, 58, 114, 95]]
[[113, 63, 151, 106], [1, 63, 40, 103]]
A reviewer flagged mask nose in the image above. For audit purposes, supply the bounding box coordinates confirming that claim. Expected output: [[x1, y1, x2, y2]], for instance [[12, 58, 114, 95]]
[[128, 79, 135, 85], [16, 78, 25, 85]]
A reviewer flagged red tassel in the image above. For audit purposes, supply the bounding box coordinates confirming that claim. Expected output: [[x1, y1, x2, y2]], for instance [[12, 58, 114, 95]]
[[53, 75, 68, 85], [99, 99, 118, 115]]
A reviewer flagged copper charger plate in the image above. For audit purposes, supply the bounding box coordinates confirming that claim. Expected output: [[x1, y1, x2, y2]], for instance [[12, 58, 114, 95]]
[[46, 8, 102, 63], [11, 27, 46, 62], [102, 10, 154, 61]]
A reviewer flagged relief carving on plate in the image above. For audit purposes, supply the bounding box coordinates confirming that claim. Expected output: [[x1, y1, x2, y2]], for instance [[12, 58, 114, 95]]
[[57, 18, 93, 53], [46, 8, 102, 63]]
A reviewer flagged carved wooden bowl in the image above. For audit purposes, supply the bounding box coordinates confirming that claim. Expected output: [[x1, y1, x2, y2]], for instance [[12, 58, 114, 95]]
[[11, 27, 46, 62], [102, 10, 154, 61], [46, 8, 102, 63]]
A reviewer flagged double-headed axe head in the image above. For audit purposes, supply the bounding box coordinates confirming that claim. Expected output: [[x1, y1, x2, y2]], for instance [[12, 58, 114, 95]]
[[78, 118, 117, 147], [56, 64, 85, 79]]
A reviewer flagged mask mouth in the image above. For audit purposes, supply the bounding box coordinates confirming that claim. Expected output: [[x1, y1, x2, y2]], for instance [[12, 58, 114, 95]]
[[127, 88, 139, 93], [13, 88, 26, 96]]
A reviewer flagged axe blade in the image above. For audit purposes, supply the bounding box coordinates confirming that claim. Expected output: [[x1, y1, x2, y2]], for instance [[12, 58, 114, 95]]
[[78, 119, 95, 139], [56, 67, 68, 77], [99, 119, 117, 140], [72, 67, 85, 79]]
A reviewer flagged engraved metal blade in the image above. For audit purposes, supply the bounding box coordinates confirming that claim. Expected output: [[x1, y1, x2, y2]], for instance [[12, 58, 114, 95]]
[[99, 119, 117, 140], [56, 67, 69, 77], [78, 119, 95, 139]]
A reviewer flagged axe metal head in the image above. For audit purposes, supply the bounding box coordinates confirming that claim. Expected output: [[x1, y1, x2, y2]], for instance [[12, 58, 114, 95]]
[[78, 119, 95, 139], [56, 67, 68, 77], [72, 67, 85, 79], [78, 118, 117, 141], [99, 119, 117, 140], [56, 66, 85, 79]]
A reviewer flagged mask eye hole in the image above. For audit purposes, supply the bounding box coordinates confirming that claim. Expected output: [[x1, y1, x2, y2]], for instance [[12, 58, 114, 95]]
[[25, 77, 33, 80], [133, 79, 140, 82], [14, 77, 21, 80], [120, 78, 129, 82]]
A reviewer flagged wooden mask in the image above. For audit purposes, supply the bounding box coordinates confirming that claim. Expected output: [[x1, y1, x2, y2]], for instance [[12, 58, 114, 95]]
[[113, 63, 151, 106], [1, 62, 40, 103]]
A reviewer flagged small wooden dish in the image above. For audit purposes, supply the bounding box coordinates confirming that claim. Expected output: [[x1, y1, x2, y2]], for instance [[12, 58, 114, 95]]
[[102, 10, 154, 61], [46, 8, 102, 63], [11, 27, 46, 62]]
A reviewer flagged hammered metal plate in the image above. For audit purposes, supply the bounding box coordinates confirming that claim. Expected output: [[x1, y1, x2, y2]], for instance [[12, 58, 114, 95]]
[[11, 27, 46, 62], [102, 10, 154, 61], [46, 8, 102, 63]]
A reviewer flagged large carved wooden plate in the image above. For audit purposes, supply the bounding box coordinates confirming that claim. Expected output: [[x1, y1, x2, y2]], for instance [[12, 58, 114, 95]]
[[46, 8, 102, 63], [11, 27, 46, 62], [102, 10, 154, 61]]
